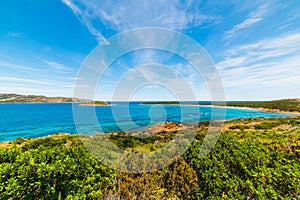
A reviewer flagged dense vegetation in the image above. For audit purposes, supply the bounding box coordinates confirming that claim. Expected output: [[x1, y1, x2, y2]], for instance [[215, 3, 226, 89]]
[[1, 117, 300, 199], [227, 99, 300, 112]]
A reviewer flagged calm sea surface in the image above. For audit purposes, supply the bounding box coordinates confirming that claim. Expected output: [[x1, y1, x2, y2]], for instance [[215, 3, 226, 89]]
[[0, 102, 294, 141]]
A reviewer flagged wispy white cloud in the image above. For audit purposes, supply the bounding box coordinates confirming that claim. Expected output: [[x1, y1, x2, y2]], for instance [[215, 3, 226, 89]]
[[0, 76, 74, 88], [42, 60, 74, 71], [0, 76, 51, 85], [62, 0, 81, 14], [62, 0, 106, 42], [62, 0, 216, 42], [225, 4, 269, 39], [6, 32, 24, 38], [0, 60, 42, 72], [217, 32, 300, 91], [111, 64, 198, 101], [59, 0, 299, 100]]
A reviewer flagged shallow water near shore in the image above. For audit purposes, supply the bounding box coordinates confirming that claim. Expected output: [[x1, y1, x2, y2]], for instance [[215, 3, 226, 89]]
[[0, 102, 295, 142]]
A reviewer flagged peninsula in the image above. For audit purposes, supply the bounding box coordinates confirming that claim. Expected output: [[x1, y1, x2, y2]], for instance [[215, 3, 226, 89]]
[[0, 93, 90, 103], [225, 99, 300, 113], [142, 99, 300, 114], [0, 93, 112, 106]]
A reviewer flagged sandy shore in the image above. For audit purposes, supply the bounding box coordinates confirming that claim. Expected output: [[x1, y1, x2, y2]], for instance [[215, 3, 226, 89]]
[[191, 104, 300, 115], [234, 107, 300, 115], [141, 103, 300, 115], [219, 105, 299, 115]]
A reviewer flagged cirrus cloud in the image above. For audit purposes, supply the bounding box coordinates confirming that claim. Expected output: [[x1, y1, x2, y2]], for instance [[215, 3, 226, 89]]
[[62, 0, 217, 43]]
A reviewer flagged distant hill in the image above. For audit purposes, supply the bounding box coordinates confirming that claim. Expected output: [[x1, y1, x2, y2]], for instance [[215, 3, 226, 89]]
[[0, 93, 90, 103], [226, 99, 300, 112]]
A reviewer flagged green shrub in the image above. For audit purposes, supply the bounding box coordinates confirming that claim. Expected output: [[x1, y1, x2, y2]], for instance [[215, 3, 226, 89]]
[[12, 137, 25, 145], [0, 140, 115, 199]]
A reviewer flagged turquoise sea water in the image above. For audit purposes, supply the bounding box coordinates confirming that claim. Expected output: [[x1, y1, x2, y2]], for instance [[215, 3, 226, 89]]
[[0, 102, 295, 142]]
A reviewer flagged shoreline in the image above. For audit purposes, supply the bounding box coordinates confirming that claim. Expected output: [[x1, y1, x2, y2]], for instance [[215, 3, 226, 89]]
[[229, 106, 300, 115], [202, 105, 300, 115], [141, 103, 300, 115]]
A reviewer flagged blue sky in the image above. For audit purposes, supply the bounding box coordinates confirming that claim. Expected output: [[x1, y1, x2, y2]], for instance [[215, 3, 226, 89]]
[[0, 0, 299, 100]]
